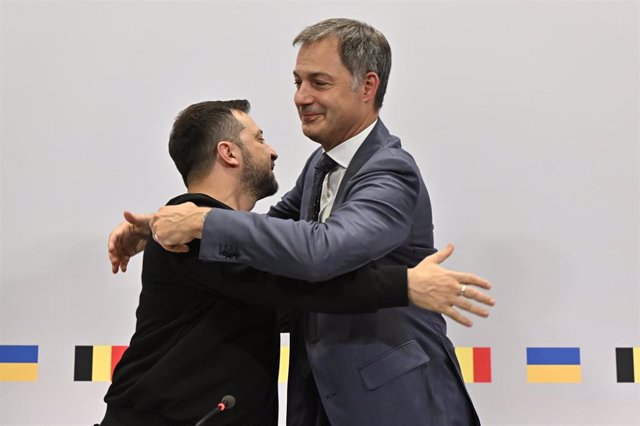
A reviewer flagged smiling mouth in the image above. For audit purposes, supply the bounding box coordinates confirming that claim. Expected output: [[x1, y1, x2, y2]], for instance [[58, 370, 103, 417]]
[[301, 113, 322, 122]]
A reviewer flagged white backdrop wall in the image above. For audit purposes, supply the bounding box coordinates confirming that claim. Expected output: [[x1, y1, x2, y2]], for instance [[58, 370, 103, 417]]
[[1, 1, 638, 425]]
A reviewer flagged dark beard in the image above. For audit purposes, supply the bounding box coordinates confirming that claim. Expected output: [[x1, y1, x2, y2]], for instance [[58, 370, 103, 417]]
[[241, 150, 279, 201]]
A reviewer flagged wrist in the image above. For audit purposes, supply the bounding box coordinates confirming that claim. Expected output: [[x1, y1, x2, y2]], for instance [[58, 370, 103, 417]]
[[193, 207, 211, 239], [406, 267, 416, 306]]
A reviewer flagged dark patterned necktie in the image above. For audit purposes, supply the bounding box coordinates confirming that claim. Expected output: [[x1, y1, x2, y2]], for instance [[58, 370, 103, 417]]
[[304, 154, 338, 346], [305, 153, 338, 222]]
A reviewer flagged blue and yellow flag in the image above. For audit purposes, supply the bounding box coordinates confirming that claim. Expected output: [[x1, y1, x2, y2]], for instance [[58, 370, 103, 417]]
[[0, 345, 38, 382], [526, 347, 581, 383]]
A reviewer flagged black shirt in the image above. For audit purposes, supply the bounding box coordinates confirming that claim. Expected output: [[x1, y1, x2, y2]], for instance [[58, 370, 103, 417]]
[[103, 193, 408, 425]]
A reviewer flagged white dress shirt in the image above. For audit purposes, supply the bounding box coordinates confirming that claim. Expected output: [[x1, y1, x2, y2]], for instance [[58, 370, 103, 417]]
[[318, 120, 378, 223]]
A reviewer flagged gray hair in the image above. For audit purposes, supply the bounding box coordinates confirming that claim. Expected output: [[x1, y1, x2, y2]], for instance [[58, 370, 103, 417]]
[[293, 18, 391, 110]]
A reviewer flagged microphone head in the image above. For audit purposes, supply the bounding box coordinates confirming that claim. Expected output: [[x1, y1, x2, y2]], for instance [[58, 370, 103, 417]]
[[221, 395, 236, 410]]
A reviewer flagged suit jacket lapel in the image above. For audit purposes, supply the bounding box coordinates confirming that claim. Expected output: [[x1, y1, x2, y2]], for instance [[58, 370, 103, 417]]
[[300, 148, 324, 220], [333, 120, 392, 208]]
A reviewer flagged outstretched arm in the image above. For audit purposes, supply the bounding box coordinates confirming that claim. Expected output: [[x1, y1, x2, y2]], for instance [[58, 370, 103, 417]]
[[163, 240, 494, 325], [151, 153, 421, 281]]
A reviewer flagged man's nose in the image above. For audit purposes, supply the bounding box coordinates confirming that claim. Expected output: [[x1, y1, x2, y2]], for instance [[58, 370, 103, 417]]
[[268, 145, 278, 161], [294, 82, 313, 106]]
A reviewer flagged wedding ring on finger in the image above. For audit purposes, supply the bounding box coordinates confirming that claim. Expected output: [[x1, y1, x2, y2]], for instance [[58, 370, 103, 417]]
[[458, 285, 467, 298]]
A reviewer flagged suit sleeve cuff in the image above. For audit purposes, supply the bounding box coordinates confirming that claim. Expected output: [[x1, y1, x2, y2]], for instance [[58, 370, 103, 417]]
[[376, 265, 409, 308], [199, 209, 217, 261]]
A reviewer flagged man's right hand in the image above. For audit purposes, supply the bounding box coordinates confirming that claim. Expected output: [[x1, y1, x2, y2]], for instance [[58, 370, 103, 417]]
[[108, 211, 152, 274]]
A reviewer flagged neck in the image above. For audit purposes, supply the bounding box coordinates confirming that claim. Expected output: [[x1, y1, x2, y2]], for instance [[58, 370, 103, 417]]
[[321, 113, 377, 151], [188, 175, 257, 212]]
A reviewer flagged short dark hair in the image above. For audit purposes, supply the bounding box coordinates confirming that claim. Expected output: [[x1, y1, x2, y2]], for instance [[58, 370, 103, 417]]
[[293, 18, 392, 110], [169, 100, 250, 186]]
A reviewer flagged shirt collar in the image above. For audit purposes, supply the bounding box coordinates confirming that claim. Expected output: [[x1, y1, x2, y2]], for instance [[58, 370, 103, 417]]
[[325, 119, 377, 169]]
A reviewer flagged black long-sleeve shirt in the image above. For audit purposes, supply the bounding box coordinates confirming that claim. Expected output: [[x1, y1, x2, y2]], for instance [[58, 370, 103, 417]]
[[102, 193, 408, 425]]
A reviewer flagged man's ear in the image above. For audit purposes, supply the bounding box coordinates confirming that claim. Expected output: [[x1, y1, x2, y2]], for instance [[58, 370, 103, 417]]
[[217, 141, 241, 167], [362, 72, 380, 104]]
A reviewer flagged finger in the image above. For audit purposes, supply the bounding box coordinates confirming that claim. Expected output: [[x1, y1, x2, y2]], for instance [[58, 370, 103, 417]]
[[121, 257, 130, 273], [109, 249, 121, 274], [108, 225, 124, 252], [125, 211, 153, 233], [461, 287, 496, 307], [160, 243, 190, 253], [443, 306, 473, 327], [154, 231, 183, 247], [171, 244, 190, 253], [452, 272, 491, 289], [454, 297, 490, 318], [123, 210, 135, 222], [426, 243, 454, 264], [124, 210, 142, 226], [108, 220, 130, 252]]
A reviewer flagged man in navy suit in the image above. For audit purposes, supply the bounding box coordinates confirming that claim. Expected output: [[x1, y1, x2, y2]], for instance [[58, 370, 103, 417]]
[[113, 18, 494, 425]]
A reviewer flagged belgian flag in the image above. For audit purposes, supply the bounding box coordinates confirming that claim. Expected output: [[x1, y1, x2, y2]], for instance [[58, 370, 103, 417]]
[[454, 347, 492, 383], [616, 347, 640, 383], [74, 345, 127, 382]]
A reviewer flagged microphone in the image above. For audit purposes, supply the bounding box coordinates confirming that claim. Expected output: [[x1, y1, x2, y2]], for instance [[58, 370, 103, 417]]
[[195, 395, 236, 426]]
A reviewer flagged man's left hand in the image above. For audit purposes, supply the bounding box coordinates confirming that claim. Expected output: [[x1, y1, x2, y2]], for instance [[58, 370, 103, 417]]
[[407, 244, 495, 327]]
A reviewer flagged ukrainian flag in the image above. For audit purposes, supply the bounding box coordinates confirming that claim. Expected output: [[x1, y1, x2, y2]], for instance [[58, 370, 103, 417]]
[[526, 347, 581, 383], [0, 345, 38, 382]]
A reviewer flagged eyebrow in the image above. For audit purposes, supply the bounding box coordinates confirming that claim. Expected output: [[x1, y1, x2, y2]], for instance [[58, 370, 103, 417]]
[[255, 129, 263, 138], [293, 71, 333, 80]]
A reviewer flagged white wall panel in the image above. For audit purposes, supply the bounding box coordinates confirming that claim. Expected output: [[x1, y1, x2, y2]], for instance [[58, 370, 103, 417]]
[[1, 1, 638, 425]]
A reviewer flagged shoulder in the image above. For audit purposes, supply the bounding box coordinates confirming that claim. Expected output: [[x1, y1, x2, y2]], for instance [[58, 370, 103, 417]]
[[366, 121, 420, 168], [368, 139, 421, 175]]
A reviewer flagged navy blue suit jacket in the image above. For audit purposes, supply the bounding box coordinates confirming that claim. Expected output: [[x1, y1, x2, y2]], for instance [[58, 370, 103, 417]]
[[201, 120, 480, 425]]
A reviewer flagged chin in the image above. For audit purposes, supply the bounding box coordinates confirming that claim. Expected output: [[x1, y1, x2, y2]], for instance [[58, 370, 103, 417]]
[[301, 127, 324, 144]]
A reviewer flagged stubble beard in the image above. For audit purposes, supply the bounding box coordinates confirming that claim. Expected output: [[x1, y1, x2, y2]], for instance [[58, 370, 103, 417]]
[[241, 149, 279, 201]]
